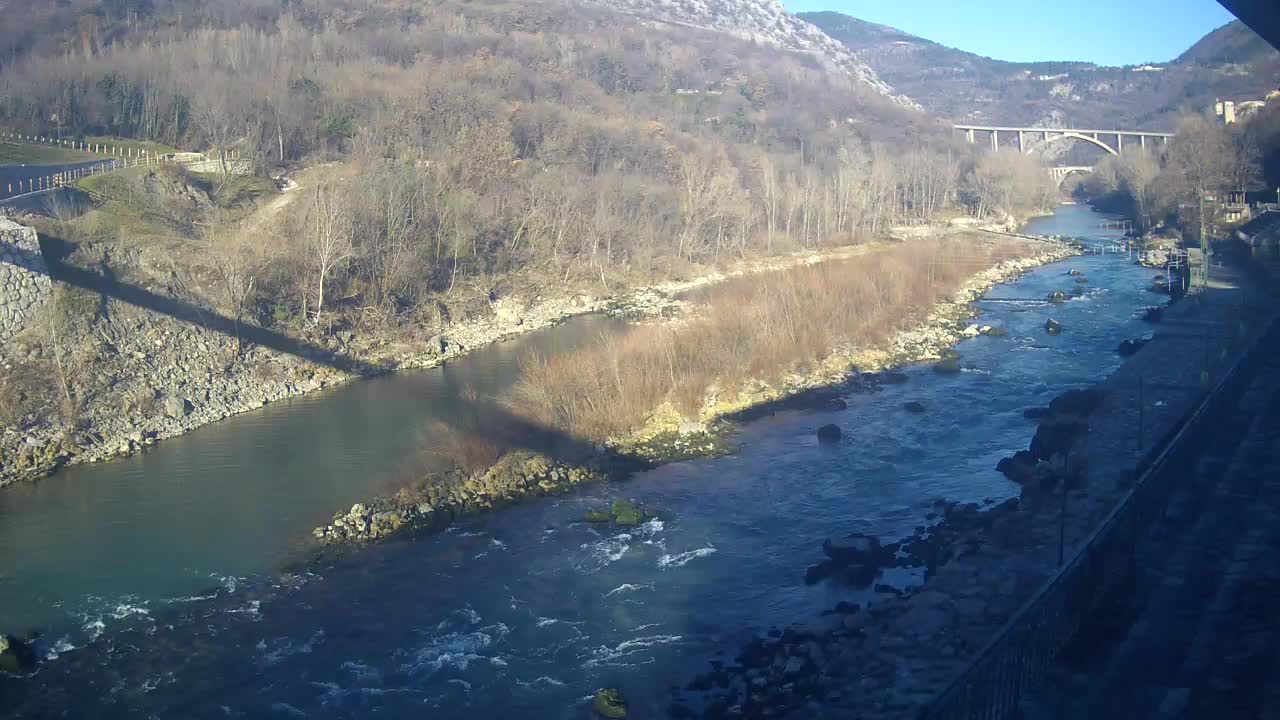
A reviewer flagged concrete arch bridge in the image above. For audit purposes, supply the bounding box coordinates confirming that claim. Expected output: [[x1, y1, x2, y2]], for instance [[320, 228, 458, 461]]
[[955, 124, 1175, 185]]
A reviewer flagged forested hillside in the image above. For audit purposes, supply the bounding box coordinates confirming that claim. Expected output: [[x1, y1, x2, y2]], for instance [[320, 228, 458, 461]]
[[0, 0, 1055, 322], [804, 12, 1280, 130]]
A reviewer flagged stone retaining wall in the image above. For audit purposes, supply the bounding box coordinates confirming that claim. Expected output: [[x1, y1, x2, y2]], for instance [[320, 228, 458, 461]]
[[0, 218, 51, 343]]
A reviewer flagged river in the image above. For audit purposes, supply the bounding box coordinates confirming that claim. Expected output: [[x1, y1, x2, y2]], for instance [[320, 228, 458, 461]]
[[0, 205, 1154, 718]]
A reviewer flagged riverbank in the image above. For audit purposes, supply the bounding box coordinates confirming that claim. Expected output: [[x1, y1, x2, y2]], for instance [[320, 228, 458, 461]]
[[312, 232, 1077, 544], [684, 248, 1278, 719], [0, 232, 924, 489]]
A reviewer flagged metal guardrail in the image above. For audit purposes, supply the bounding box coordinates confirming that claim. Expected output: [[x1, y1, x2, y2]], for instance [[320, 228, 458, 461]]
[[919, 312, 1280, 719]]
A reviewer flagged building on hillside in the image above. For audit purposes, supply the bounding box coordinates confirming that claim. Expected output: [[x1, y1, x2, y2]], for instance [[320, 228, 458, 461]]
[[1217, 90, 1280, 124]]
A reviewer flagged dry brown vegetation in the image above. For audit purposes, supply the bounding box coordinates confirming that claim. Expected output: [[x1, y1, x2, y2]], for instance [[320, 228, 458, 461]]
[[510, 235, 1040, 440], [421, 389, 506, 476]]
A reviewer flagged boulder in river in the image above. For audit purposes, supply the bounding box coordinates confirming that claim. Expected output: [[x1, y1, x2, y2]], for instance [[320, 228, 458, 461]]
[[932, 357, 962, 374], [0, 634, 36, 674], [610, 499, 644, 526], [1074, 276, 1089, 284], [997, 450, 1039, 484], [816, 424, 842, 443], [1044, 319, 1063, 335], [1067, 268, 1083, 276], [584, 509, 611, 523], [822, 397, 848, 411], [1048, 388, 1104, 416], [1047, 291, 1067, 304], [1141, 306, 1164, 323], [808, 533, 899, 587], [980, 325, 1008, 337], [823, 533, 882, 562], [903, 401, 926, 414], [593, 688, 628, 718], [1029, 418, 1088, 462], [1117, 338, 1150, 357]]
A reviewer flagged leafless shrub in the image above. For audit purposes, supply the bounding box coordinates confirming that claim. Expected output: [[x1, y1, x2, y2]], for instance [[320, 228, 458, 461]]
[[511, 236, 1039, 440]]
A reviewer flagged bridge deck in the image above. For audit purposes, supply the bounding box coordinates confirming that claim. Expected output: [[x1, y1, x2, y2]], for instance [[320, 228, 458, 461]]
[[953, 125, 1175, 137]]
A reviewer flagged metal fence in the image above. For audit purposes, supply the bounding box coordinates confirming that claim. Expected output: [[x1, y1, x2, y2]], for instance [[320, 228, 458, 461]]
[[0, 153, 178, 201], [1, 132, 246, 202], [919, 311, 1280, 720]]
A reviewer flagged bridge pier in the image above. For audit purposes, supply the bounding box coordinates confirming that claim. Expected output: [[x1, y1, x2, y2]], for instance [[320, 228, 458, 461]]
[[1117, 134, 1123, 154], [991, 129, 998, 151], [1018, 131, 1024, 152]]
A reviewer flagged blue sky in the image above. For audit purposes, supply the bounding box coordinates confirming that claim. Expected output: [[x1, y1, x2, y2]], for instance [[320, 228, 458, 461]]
[[783, 1, 1238, 66]]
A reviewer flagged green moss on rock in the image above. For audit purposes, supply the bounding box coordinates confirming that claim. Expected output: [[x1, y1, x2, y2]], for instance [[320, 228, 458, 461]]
[[611, 499, 644, 526], [593, 688, 628, 718]]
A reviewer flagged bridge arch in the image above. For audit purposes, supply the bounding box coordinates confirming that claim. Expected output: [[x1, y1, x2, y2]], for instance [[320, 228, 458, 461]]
[[1050, 166, 1094, 189], [1027, 131, 1118, 157]]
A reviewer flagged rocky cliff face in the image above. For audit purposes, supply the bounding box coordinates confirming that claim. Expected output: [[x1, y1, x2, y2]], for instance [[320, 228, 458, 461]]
[[582, 0, 919, 109], [0, 217, 51, 343]]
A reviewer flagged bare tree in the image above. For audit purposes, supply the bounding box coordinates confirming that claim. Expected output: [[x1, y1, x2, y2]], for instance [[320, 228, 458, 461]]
[[303, 183, 354, 323], [1116, 150, 1161, 231], [203, 209, 270, 349], [1163, 114, 1232, 279]]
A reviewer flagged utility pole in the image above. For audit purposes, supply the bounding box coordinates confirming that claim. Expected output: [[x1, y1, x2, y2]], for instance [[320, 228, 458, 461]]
[[1199, 193, 1210, 290]]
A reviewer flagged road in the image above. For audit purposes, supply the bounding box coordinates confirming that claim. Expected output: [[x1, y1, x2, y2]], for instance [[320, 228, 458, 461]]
[[0, 159, 117, 200]]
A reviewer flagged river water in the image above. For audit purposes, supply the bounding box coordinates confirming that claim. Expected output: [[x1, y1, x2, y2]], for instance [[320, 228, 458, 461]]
[[0, 205, 1153, 718]]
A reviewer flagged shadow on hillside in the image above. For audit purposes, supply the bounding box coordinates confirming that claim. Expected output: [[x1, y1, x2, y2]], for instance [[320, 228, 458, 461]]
[[2, 239, 599, 467]]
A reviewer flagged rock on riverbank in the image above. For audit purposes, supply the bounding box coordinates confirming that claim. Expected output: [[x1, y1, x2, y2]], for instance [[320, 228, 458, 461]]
[[312, 452, 606, 543]]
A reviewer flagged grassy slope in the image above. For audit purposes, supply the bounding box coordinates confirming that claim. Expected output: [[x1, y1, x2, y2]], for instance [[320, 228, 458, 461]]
[[0, 139, 97, 165], [1, 136, 180, 167], [81, 136, 179, 157], [71, 166, 276, 245]]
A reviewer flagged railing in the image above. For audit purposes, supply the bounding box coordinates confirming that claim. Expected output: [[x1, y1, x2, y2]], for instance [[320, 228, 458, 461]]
[[2, 133, 247, 202], [1, 130, 164, 158], [919, 311, 1280, 719], [1, 153, 174, 201]]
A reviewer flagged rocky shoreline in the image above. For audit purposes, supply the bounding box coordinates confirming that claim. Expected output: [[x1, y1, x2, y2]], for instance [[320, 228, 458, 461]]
[[676, 255, 1277, 720]]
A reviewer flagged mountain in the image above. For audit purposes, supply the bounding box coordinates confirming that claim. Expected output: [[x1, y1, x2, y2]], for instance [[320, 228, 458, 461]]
[[1177, 19, 1278, 65], [583, 0, 918, 108], [802, 12, 1280, 131]]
